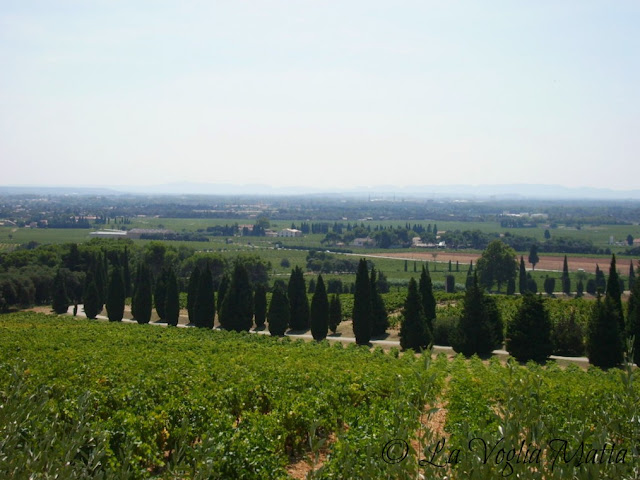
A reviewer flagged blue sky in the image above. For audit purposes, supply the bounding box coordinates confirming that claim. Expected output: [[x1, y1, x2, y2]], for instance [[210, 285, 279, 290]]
[[1, 1, 638, 190]]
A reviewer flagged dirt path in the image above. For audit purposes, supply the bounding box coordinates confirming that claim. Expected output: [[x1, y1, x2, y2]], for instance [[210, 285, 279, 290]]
[[358, 251, 638, 275]]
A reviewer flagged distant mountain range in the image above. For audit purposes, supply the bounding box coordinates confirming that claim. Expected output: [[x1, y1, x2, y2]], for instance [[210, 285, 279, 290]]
[[2, 183, 640, 200]]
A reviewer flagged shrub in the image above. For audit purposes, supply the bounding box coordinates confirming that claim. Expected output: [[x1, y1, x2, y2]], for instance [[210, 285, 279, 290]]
[[433, 316, 458, 346], [552, 312, 585, 356]]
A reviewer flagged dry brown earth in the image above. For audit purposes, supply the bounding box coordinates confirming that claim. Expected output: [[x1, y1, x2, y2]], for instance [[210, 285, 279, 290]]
[[367, 251, 638, 274]]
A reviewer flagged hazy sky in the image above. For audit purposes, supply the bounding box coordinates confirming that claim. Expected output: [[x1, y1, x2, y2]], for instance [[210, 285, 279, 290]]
[[1, 1, 638, 190]]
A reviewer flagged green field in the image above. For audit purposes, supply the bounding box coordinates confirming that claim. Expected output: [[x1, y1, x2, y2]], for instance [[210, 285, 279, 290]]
[[0, 312, 637, 479]]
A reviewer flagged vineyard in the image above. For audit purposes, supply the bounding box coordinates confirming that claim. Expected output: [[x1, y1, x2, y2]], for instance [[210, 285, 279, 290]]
[[1, 312, 638, 479]]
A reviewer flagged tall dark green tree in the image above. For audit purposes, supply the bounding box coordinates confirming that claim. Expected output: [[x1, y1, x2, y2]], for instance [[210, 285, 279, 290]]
[[254, 284, 267, 329], [627, 275, 640, 365], [518, 256, 527, 294], [418, 265, 436, 332], [528, 244, 539, 271], [328, 294, 342, 334], [82, 274, 101, 320], [217, 274, 230, 313], [595, 265, 606, 293], [219, 262, 253, 332], [452, 273, 500, 357], [164, 268, 179, 327], [122, 246, 131, 298], [194, 262, 215, 328], [186, 265, 200, 324], [506, 294, 553, 363], [561, 255, 571, 295], [399, 278, 431, 351], [629, 262, 636, 291], [352, 258, 372, 345], [310, 275, 329, 341], [132, 263, 152, 324], [154, 269, 168, 320], [605, 254, 625, 334], [465, 261, 474, 289], [51, 269, 70, 314], [268, 285, 289, 336], [287, 266, 309, 331], [587, 295, 623, 369], [370, 267, 388, 337], [106, 266, 125, 322]]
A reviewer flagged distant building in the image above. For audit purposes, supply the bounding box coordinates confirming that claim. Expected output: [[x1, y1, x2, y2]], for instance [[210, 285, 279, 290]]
[[89, 229, 128, 239], [278, 228, 302, 238], [352, 237, 376, 247], [126, 228, 174, 239]]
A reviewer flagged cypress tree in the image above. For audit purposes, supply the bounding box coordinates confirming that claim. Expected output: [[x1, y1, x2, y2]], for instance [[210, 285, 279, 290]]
[[627, 275, 640, 365], [123, 246, 131, 298], [518, 256, 527, 294], [187, 266, 200, 324], [51, 269, 70, 314], [216, 274, 230, 313], [132, 263, 152, 324], [308, 278, 316, 294], [328, 294, 342, 334], [219, 262, 253, 332], [629, 262, 636, 291], [452, 273, 498, 357], [310, 275, 329, 341], [562, 255, 571, 295], [83, 275, 101, 320], [400, 278, 431, 351], [154, 269, 168, 320], [595, 265, 606, 293], [268, 285, 289, 336], [528, 244, 539, 271], [164, 268, 179, 326], [605, 254, 624, 334], [576, 279, 584, 297], [587, 295, 623, 369], [254, 284, 267, 328], [465, 261, 474, 290], [106, 266, 125, 322], [447, 275, 456, 293], [370, 267, 389, 337], [194, 263, 215, 328], [352, 258, 372, 345], [506, 294, 553, 363], [526, 273, 538, 294], [448, 260, 452, 272], [419, 265, 436, 332], [287, 266, 309, 331]]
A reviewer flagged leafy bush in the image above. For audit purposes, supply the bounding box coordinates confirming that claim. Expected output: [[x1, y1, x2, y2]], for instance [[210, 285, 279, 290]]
[[432, 315, 458, 346]]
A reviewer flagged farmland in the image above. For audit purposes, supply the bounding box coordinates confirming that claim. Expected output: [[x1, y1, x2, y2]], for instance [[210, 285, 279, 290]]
[[0, 312, 638, 479]]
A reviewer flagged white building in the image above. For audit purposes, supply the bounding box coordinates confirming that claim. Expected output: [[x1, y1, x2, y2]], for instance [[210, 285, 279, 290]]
[[89, 229, 128, 239], [278, 228, 302, 237]]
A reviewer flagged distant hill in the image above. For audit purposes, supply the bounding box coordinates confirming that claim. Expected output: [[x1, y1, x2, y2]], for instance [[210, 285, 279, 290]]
[[2, 183, 640, 200]]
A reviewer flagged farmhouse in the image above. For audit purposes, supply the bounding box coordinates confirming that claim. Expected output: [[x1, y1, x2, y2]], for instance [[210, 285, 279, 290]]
[[352, 237, 376, 247], [278, 228, 302, 238]]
